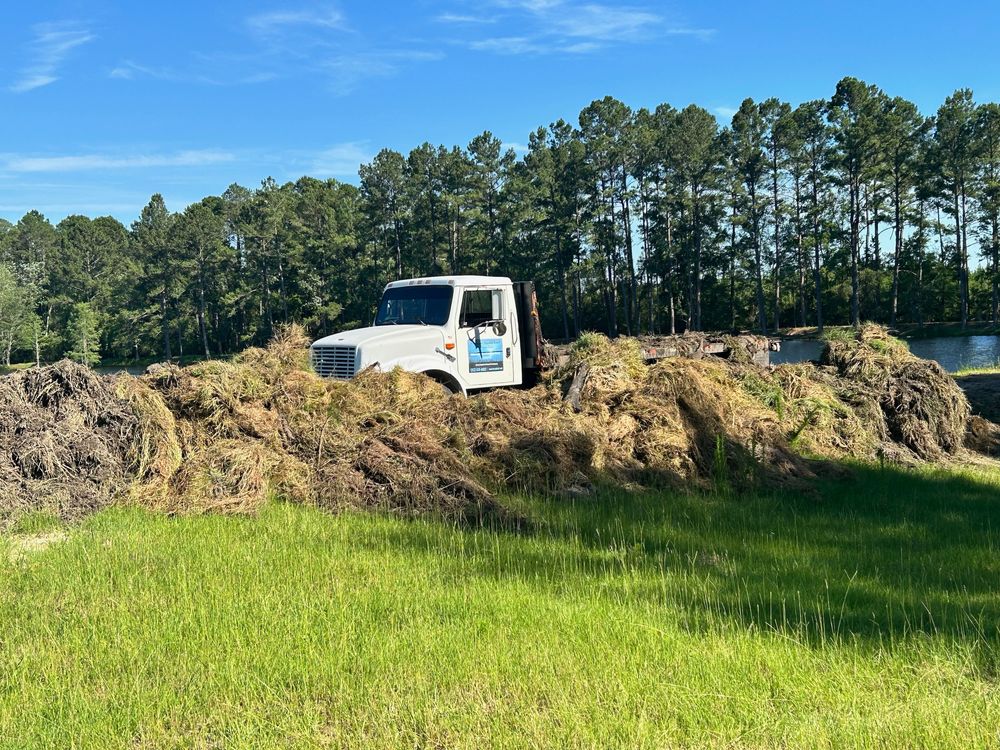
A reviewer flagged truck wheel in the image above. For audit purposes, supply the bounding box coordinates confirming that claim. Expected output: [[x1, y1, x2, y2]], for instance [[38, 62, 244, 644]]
[[424, 371, 462, 397]]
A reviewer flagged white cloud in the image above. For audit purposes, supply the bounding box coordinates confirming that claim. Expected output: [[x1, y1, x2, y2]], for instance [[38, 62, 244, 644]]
[[713, 106, 738, 120], [246, 8, 345, 34], [109, 61, 175, 81], [309, 142, 372, 177], [555, 4, 661, 42], [496, 0, 564, 11], [469, 36, 545, 55], [435, 13, 496, 24], [238, 6, 438, 93], [321, 50, 443, 94], [4, 150, 235, 173], [561, 41, 601, 54], [108, 60, 278, 86], [10, 21, 94, 93], [110, 7, 439, 96], [457, 0, 713, 55]]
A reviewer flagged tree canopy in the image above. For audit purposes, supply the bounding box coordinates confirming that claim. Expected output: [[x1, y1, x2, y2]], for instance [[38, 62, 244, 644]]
[[2, 78, 999, 364]]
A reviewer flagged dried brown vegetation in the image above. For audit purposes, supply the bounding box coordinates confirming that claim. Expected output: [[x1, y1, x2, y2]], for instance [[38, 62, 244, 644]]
[[0, 362, 139, 519], [0, 324, 992, 526]]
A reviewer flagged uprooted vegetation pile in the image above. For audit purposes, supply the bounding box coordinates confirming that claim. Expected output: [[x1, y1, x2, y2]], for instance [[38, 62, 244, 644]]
[[1, 323, 994, 525]]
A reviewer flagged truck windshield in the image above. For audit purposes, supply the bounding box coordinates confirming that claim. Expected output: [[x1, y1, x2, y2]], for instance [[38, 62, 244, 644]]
[[374, 285, 454, 326]]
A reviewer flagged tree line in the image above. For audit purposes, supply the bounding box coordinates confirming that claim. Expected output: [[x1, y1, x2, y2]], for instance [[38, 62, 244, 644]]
[[2, 76, 999, 365]]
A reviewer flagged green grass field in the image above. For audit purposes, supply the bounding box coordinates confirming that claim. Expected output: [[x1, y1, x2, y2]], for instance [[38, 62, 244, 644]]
[[955, 362, 1000, 376], [2, 464, 999, 748]]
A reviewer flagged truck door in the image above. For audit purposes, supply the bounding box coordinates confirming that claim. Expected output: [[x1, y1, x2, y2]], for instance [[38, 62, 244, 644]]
[[456, 286, 516, 389]]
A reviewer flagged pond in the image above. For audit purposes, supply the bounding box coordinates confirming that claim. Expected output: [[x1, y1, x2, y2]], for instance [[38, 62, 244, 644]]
[[772, 335, 1000, 373]]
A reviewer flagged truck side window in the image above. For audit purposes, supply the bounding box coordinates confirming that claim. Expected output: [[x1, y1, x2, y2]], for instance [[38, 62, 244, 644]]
[[460, 289, 503, 328]]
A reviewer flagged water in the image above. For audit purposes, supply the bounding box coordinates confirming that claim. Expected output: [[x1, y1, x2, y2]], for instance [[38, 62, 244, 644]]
[[772, 335, 1000, 373]]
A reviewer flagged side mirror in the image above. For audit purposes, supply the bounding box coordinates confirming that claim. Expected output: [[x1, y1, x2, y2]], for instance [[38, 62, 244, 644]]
[[491, 320, 507, 336]]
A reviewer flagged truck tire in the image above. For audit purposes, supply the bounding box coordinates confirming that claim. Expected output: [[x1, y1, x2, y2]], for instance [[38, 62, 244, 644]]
[[424, 371, 462, 397]]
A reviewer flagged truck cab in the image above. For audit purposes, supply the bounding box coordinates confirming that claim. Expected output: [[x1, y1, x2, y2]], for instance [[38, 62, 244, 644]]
[[310, 276, 543, 395]]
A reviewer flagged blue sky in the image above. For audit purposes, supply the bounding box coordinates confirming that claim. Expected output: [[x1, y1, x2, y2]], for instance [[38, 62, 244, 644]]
[[1, 0, 998, 224]]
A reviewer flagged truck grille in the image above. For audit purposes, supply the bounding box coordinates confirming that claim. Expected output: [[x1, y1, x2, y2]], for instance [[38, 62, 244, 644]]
[[311, 345, 358, 379]]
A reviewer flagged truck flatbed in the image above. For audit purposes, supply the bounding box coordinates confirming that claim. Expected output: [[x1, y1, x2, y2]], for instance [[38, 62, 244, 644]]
[[545, 333, 781, 368]]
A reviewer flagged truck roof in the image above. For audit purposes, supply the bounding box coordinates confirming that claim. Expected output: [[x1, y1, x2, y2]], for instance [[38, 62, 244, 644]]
[[384, 275, 513, 289]]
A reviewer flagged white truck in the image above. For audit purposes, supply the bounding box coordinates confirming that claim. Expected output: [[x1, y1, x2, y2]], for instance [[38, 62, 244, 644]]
[[310, 274, 777, 395], [310, 276, 545, 395]]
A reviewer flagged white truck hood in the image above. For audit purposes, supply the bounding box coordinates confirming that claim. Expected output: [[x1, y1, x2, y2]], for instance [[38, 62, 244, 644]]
[[312, 325, 440, 349], [312, 325, 450, 376]]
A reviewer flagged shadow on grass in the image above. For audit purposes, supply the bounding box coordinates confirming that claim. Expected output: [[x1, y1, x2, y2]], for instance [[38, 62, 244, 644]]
[[366, 462, 1000, 654], [956, 372, 1000, 423]]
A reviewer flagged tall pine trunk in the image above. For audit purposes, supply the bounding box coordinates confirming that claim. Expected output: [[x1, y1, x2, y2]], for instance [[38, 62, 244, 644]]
[[954, 185, 967, 328], [667, 214, 676, 335], [729, 184, 738, 330], [605, 178, 618, 336], [693, 184, 702, 331], [890, 172, 903, 328], [992, 213, 999, 325], [811, 170, 823, 332], [771, 155, 781, 331], [915, 196, 927, 328], [620, 165, 637, 332], [936, 206, 948, 321], [553, 218, 570, 340], [794, 176, 806, 327], [752, 188, 766, 333], [161, 291, 171, 359], [393, 219, 403, 278], [850, 178, 861, 327], [198, 267, 211, 359]]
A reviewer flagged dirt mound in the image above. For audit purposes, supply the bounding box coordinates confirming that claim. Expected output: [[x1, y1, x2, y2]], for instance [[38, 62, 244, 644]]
[[0, 323, 993, 526], [0, 361, 139, 521]]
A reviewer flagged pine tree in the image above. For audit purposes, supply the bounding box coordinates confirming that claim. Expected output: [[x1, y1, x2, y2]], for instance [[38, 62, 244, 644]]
[[932, 89, 977, 329], [671, 105, 721, 331], [65, 302, 101, 365], [976, 102, 1000, 324], [828, 78, 885, 327], [131, 195, 178, 358], [731, 98, 769, 332], [760, 98, 792, 330]]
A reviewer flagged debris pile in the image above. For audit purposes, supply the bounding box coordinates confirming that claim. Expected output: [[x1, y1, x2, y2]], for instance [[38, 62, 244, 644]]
[[713, 325, 972, 464], [0, 324, 993, 526], [0, 362, 140, 518], [818, 325, 969, 460], [121, 328, 506, 521]]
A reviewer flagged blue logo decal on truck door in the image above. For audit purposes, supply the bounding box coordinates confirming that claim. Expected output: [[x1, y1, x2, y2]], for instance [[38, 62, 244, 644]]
[[468, 337, 504, 373]]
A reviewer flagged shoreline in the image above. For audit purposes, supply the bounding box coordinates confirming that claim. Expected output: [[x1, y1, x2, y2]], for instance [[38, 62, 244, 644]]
[[779, 323, 1000, 340]]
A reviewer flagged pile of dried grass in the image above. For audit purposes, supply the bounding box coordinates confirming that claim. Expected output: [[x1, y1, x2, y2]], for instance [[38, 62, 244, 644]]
[[0, 323, 992, 526], [719, 324, 974, 464], [0, 362, 140, 521], [545, 336, 815, 490], [819, 324, 970, 460], [119, 328, 510, 522], [966, 416, 1000, 457]]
